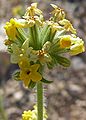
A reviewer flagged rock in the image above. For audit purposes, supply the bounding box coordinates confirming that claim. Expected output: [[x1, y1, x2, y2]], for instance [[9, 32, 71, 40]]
[[71, 57, 86, 71], [76, 100, 86, 107], [13, 91, 23, 101], [68, 84, 84, 95], [0, 23, 7, 51]]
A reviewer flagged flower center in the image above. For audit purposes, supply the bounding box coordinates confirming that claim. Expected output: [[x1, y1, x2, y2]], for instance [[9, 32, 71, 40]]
[[27, 71, 30, 75], [37, 50, 46, 57]]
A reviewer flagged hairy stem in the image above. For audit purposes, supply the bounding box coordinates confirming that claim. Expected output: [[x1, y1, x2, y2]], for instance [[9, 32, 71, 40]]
[[37, 81, 43, 120]]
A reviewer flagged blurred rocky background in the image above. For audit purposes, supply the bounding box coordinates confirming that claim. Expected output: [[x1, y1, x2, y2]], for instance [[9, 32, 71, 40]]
[[0, 0, 86, 120]]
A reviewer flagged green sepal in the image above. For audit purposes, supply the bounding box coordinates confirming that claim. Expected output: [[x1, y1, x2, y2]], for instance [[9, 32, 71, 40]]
[[40, 24, 50, 46], [47, 55, 58, 69], [29, 25, 40, 49], [31, 26, 37, 49], [50, 30, 56, 42], [41, 78, 53, 84], [53, 54, 71, 67], [34, 25, 41, 49], [28, 27, 34, 47], [16, 28, 27, 43], [12, 69, 21, 81], [40, 24, 48, 42], [55, 48, 70, 54], [42, 27, 51, 46], [50, 47, 70, 54], [47, 62, 54, 69], [28, 80, 36, 88]]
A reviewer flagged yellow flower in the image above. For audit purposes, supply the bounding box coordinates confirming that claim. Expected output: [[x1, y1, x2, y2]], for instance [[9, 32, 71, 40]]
[[51, 4, 65, 21], [59, 19, 76, 34], [4, 18, 27, 40], [24, 3, 42, 17], [23, 3, 44, 27], [34, 16, 44, 26], [37, 49, 52, 65], [11, 39, 32, 63], [18, 57, 30, 71], [70, 40, 85, 55], [60, 35, 85, 55], [27, 19, 35, 27], [60, 35, 71, 48], [23, 15, 44, 27], [20, 64, 42, 87], [4, 19, 17, 40], [22, 110, 33, 120], [22, 105, 48, 120]]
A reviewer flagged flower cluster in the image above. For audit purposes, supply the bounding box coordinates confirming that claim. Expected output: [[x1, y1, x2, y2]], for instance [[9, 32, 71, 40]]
[[4, 3, 85, 88], [22, 105, 48, 120]]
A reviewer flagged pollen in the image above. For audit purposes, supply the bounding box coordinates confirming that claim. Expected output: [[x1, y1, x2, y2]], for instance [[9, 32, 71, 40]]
[[37, 50, 46, 57]]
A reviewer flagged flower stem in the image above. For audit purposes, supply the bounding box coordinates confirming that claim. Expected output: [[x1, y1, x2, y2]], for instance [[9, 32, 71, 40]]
[[37, 81, 43, 120]]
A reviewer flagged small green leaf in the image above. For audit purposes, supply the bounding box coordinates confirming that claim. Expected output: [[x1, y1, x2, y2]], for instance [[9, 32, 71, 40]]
[[7, 46, 13, 53], [47, 62, 54, 69], [47, 56, 58, 69], [53, 54, 71, 67], [41, 78, 53, 84], [28, 80, 36, 88], [12, 69, 20, 81]]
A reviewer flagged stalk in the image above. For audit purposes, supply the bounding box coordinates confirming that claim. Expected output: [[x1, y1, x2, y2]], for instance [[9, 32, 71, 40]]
[[37, 81, 43, 120]]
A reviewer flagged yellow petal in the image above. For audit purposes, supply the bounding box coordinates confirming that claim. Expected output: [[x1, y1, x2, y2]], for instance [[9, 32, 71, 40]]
[[23, 78, 31, 87], [60, 35, 71, 48], [18, 58, 30, 70], [20, 70, 31, 87], [10, 18, 15, 25], [30, 64, 40, 72], [70, 43, 85, 55], [30, 72, 42, 82]]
